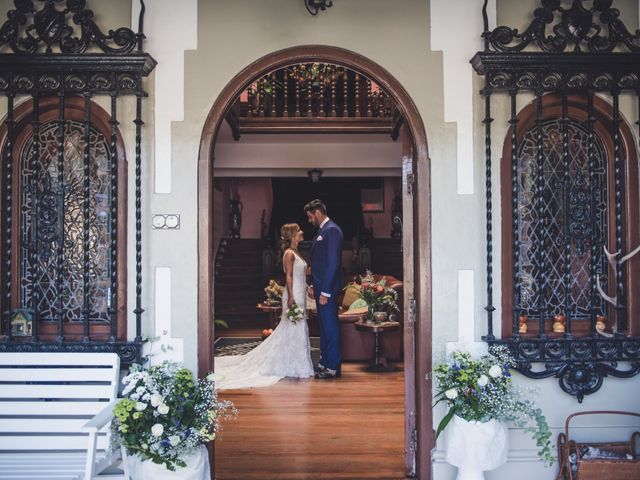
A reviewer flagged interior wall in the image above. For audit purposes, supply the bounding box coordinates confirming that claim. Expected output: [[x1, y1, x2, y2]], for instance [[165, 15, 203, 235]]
[[213, 177, 399, 240]]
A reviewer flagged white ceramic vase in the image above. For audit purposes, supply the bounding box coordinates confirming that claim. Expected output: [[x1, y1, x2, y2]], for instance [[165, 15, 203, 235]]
[[444, 415, 509, 480], [126, 444, 210, 480]]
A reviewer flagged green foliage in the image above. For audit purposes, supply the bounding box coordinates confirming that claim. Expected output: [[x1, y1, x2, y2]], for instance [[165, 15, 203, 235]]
[[352, 270, 399, 316], [214, 319, 229, 329], [432, 346, 555, 467], [110, 362, 236, 471]]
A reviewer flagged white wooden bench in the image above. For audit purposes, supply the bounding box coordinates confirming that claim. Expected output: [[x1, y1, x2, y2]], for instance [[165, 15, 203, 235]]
[[0, 352, 127, 479]]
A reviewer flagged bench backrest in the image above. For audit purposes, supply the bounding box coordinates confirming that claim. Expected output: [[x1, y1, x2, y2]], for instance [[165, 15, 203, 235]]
[[0, 352, 120, 452]]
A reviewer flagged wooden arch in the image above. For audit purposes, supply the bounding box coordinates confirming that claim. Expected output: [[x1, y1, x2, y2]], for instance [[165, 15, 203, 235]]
[[197, 45, 433, 478]]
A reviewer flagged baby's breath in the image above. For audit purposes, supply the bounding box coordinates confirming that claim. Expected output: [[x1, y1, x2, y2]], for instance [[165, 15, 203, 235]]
[[110, 362, 237, 471], [432, 346, 554, 466]]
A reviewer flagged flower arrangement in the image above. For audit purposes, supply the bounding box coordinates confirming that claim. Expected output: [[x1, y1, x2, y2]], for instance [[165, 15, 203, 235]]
[[111, 362, 236, 471], [286, 303, 305, 324], [347, 270, 399, 319], [433, 346, 554, 466], [263, 279, 284, 306]]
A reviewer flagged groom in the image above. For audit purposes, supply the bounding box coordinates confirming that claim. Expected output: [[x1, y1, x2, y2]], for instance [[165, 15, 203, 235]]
[[305, 199, 343, 379]]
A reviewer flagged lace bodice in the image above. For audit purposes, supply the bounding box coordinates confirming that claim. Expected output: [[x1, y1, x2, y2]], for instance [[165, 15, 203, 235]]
[[282, 251, 307, 309]]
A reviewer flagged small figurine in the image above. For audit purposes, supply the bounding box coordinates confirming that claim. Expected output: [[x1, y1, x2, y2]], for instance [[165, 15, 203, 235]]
[[552, 313, 566, 333], [518, 313, 528, 334], [596, 314, 606, 333]]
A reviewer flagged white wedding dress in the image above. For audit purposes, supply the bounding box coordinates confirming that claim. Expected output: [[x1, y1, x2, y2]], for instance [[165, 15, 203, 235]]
[[214, 252, 314, 390]]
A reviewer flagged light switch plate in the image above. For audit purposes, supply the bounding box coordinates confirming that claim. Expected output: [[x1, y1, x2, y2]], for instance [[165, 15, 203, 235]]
[[152, 214, 180, 229]]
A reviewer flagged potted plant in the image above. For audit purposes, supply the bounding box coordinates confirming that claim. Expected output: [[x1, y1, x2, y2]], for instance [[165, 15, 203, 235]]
[[433, 346, 554, 480], [111, 362, 236, 478], [350, 270, 399, 322]]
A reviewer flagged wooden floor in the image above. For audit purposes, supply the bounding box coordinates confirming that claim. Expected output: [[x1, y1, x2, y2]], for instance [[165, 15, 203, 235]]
[[214, 361, 406, 479]]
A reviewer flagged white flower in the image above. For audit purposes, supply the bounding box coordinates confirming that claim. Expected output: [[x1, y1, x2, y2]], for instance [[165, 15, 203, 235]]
[[207, 372, 224, 382], [151, 423, 164, 437], [169, 435, 181, 447], [477, 374, 489, 387], [444, 388, 458, 400], [150, 393, 163, 407], [157, 403, 170, 415], [489, 365, 502, 378], [134, 402, 147, 411]]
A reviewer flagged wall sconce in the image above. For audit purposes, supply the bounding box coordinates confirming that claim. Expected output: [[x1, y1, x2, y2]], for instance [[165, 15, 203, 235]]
[[305, 0, 333, 16], [307, 168, 323, 183]]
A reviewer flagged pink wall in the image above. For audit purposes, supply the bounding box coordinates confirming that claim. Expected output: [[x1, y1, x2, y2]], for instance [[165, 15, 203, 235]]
[[218, 178, 273, 238], [215, 177, 399, 240], [364, 177, 401, 239]]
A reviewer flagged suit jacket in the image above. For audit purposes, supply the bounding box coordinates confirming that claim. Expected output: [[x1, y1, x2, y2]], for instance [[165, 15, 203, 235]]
[[311, 219, 343, 297]]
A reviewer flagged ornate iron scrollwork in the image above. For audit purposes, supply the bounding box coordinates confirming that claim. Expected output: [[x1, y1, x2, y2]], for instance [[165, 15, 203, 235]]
[[0, 1, 155, 353], [492, 338, 640, 402], [305, 0, 333, 16], [475, 0, 640, 400], [0, 339, 142, 366], [0, 0, 140, 54], [486, 0, 640, 54]]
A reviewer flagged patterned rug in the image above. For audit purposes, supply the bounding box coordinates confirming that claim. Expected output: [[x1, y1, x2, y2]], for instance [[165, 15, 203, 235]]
[[215, 337, 321, 363]]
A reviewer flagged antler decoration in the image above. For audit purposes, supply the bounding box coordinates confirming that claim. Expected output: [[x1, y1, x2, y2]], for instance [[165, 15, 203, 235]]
[[596, 243, 640, 336]]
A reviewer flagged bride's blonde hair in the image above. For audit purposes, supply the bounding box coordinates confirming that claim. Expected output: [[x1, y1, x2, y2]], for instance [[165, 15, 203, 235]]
[[280, 223, 299, 253]]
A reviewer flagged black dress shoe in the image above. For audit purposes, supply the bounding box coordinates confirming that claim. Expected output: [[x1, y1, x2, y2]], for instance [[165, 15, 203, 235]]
[[314, 369, 339, 379], [314, 364, 325, 374]]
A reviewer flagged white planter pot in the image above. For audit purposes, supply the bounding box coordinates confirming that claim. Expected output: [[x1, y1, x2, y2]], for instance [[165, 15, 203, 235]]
[[126, 444, 211, 480], [444, 415, 509, 480]]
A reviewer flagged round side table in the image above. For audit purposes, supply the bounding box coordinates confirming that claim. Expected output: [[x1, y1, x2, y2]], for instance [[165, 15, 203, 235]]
[[355, 320, 400, 372]]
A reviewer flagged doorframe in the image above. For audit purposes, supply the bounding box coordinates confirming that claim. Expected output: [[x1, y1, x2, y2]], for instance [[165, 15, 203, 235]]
[[197, 45, 433, 479]]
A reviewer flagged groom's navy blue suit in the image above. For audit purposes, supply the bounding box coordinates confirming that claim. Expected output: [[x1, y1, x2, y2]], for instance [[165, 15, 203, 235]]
[[311, 219, 343, 372]]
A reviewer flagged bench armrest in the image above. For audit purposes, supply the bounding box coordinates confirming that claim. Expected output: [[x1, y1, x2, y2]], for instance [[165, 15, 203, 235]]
[[81, 399, 118, 432]]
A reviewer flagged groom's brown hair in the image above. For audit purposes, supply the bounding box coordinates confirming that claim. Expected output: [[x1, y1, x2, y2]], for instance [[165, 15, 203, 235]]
[[304, 199, 327, 215]]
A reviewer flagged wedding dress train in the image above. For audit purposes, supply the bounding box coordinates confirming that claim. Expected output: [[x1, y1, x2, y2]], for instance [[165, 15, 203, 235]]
[[214, 252, 314, 390]]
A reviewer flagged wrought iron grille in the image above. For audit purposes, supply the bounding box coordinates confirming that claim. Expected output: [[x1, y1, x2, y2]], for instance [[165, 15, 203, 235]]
[[471, 0, 640, 401], [0, 0, 156, 365], [516, 119, 608, 320], [20, 120, 112, 324]]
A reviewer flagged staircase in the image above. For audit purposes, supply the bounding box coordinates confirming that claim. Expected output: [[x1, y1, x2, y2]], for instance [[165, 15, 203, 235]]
[[214, 238, 268, 327], [370, 238, 403, 280]]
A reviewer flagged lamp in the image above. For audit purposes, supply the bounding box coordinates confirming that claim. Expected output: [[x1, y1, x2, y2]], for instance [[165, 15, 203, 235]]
[[307, 168, 323, 183], [305, 0, 333, 16]]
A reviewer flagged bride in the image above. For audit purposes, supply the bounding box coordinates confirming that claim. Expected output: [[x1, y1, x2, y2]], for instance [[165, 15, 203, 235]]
[[214, 223, 314, 390]]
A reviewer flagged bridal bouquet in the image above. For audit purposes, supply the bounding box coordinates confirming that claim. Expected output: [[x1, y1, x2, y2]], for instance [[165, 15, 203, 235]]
[[111, 362, 236, 471], [433, 346, 554, 465], [286, 303, 304, 324]]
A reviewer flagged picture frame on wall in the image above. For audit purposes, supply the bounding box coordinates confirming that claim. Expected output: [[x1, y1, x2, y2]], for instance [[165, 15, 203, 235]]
[[361, 179, 384, 212]]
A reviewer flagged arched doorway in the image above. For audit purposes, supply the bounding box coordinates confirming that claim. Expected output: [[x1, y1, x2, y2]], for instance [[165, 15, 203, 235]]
[[197, 45, 433, 479]]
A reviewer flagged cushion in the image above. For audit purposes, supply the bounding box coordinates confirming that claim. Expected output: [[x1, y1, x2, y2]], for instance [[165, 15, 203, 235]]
[[341, 283, 361, 308], [347, 298, 368, 313]]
